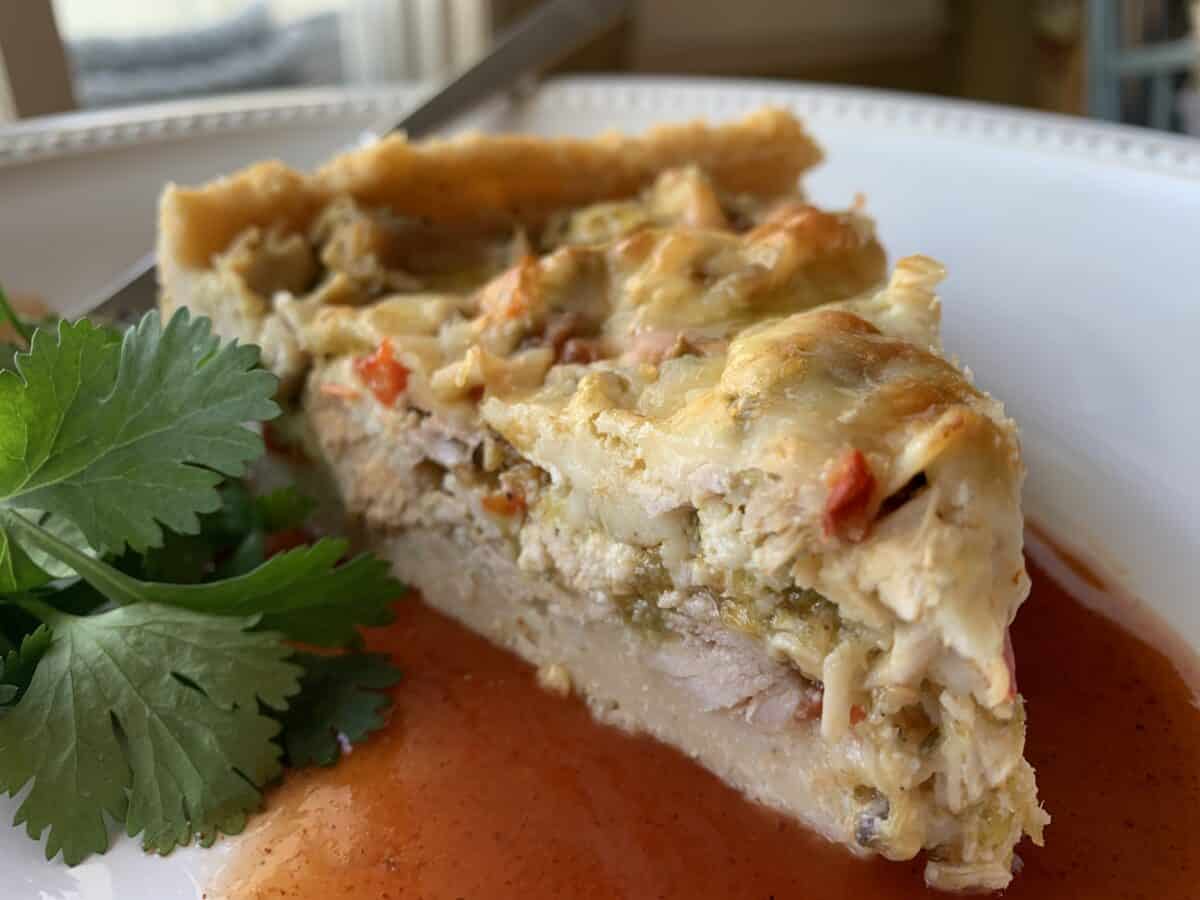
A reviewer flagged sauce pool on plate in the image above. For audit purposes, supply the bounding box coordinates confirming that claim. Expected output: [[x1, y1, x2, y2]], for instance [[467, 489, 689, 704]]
[[214, 539, 1200, 899]]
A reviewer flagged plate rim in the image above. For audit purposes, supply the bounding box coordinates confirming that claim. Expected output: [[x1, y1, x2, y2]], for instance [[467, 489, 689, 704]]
[[1, 74, 1198, 180]]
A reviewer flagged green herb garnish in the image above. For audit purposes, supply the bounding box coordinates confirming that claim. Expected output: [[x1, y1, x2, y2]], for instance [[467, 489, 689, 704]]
[[0, 305, 405, 865], [0, 286, 34, 346]]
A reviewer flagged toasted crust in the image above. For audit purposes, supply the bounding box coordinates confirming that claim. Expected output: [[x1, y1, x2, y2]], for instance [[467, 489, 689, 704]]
[[160, 107, 822, 270]]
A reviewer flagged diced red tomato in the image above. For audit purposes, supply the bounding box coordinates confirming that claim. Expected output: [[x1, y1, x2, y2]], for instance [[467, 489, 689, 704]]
[[823, 448, 876, 542], [481, 492, 527, 518], [850, 704, 867, 726], [354, 339, 409, 407]]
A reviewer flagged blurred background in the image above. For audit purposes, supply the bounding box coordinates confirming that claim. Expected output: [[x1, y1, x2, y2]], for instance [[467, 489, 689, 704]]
[[0, 0, 1196, 133]]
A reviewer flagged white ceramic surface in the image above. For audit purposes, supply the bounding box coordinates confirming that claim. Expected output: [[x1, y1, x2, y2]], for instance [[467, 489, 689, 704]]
[[0, 76, 1197, 900]]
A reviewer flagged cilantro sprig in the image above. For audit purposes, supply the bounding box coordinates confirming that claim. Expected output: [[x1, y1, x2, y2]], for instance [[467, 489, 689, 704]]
[[0, 312, 277, 572], [0, 287, 34, 346], [0, 305, 405, 865]]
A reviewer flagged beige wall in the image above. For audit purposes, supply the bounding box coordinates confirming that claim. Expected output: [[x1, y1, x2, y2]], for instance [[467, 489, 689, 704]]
[[632, 0, 948, 71]]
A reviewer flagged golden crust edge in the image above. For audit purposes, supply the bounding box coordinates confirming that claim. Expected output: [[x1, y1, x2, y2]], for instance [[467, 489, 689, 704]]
[[158, 107, 823, 271]]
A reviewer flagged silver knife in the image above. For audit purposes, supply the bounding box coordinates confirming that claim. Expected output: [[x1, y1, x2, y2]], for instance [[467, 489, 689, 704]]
[[86, 0, 629, 322]]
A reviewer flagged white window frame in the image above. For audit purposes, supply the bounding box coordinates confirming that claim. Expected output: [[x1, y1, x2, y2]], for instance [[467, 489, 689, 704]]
[[0, 0, 495, 122], [340, 0, 492, 83]]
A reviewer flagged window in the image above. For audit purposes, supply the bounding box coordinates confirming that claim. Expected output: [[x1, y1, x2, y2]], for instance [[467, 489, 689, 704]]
[[0, 0, 491, 118]]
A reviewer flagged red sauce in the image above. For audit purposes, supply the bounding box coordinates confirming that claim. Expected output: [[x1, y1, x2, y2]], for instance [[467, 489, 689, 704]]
[[214, 543, 1200, 899]]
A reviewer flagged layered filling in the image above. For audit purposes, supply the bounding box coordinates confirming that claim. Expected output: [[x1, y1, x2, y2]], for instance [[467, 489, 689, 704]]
[[183, 166, 1046, 889]]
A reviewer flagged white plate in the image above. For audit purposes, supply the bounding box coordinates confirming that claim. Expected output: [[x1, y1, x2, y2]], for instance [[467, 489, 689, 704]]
[[2, 75, 1198, 900]]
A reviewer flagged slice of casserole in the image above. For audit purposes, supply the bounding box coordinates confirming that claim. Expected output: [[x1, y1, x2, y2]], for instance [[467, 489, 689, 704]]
[[157, 109, 1047, 890]]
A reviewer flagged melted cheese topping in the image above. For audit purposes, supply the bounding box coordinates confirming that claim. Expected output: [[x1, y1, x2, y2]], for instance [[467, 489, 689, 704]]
[[480, 255, 1023, 708]]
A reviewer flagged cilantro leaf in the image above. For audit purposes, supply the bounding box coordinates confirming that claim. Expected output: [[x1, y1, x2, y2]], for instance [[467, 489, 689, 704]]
[[135, 531, 216, 584], [123, 480, 262, 584], [204, 479, 260, 547], [0, 287, 58, 374], [0, 604, 39, 656], [13, 512, 98, 585], [0, 286, 33, 345], [0, 310, 278, 561], [0, 624, 50, 707], [157, 541, 404, 647], [255, 486, 316, 533], [81, 480, 315, 587], [0, 510, 102, 593], [0, 524, 59, 592], [281, 652, 402, 767], [0, 602, 301, 864], [6, 513, 403, 648], [0, 304, 407, 867], [213, 484, 317, 578]]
